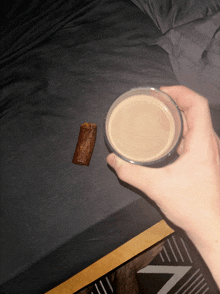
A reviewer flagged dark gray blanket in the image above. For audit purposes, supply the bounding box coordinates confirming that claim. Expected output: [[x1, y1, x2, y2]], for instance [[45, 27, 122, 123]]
[[132, 0, 220, 108], [1, 1, 219, 292], [0, 0, 177, 292]]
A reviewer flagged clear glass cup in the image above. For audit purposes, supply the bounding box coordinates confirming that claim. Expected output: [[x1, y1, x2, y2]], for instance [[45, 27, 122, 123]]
[[105, 87, 183, 167]]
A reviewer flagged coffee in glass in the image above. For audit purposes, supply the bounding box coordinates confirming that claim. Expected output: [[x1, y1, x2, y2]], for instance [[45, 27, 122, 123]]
[[105, 88, 183, 166]]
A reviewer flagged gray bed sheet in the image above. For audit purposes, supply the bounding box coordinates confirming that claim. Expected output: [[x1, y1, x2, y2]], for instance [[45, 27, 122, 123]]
[[0, 0, 179, 293], [131, 0, 220, 108]]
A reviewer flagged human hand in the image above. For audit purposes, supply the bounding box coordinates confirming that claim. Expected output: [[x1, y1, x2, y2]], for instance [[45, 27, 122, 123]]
[[107, 86, 220, 235]]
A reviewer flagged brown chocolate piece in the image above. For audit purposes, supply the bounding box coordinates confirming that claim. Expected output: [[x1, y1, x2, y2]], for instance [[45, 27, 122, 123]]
[[72, 123, 97, 166]]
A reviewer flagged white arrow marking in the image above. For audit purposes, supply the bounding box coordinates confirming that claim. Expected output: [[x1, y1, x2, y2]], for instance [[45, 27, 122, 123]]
[[138, 265, 192, 294]]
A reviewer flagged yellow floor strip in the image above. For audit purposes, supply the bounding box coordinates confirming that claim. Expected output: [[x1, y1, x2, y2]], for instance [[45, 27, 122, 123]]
[[45, 220, 173, 294]]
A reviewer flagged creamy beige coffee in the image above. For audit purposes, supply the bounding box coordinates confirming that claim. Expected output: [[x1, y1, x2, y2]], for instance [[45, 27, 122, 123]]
[[107, 94, 176, 162]]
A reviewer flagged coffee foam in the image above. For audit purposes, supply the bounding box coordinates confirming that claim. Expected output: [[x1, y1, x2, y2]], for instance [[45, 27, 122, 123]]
[[107, 94, 175, 162]]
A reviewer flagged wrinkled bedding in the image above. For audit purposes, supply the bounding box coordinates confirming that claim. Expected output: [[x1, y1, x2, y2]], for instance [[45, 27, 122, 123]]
[[1, 0, 220, 293], [131, 0, 220, 33], [132, 0, 220, 108], [0, 1, 177, 293], [156, 12, 220, 108]]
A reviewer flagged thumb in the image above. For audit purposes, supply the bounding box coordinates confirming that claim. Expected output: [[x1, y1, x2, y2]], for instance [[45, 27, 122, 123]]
[[106, 153, 164, 195]]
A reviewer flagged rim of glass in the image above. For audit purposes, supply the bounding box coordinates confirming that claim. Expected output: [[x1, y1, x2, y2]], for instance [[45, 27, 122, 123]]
[[105, 87, 183, 166]]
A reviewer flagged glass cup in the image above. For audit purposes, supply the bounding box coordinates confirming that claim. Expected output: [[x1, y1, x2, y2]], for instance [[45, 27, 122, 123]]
[[105, 87, 183, 167]]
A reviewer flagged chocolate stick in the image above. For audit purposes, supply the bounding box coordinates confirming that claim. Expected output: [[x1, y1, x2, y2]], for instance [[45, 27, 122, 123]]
[[72, 123, 97, 166]]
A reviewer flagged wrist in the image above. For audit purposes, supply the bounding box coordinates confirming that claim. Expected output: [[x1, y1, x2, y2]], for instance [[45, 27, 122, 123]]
[[185, 214, 220, 288], [187, 220, 220, 252], [186, 209, 220, 245]]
